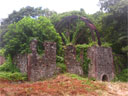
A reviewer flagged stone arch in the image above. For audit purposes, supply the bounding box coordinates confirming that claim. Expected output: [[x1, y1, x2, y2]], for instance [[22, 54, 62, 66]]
[[55, 15, 101, 46], [101, 74, 109, 81]]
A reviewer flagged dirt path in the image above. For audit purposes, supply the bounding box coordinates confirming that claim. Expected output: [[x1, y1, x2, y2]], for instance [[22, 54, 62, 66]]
[[105, 82, 128, 96]]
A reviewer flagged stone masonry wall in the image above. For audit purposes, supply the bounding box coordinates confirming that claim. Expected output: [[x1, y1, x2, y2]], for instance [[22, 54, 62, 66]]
[[0, 56, 5, 65], [64, 45, 83, 76], [13, 54, 28, 74], [27, 40, 57, 81], [87, 46, 115, 81]]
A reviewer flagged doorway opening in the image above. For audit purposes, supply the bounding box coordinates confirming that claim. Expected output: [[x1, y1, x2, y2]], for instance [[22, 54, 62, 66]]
[[102, 74, 108, 81]]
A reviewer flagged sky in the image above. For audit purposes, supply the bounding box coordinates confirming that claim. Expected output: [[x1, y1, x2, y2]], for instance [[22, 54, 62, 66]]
[[0, 0, 100, 19]]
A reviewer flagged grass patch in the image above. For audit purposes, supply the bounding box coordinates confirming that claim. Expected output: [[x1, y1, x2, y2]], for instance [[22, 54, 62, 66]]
[[64, 73, 105, 91], [0, 72, 27, 81], [65, 73, 88, 81]]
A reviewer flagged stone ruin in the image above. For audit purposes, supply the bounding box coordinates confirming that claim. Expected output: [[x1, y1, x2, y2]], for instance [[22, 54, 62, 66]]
[[13, 54, 28, 74], [13, 40, 57, 81], [12, 40, 115, 81], [0, 56, 5, 65], [87, 46, 115, 81], [64, 45, 83, 76], [27, 40, 57, 81]]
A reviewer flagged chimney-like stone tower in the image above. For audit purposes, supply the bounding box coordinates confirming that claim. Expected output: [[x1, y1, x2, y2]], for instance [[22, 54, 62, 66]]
[[87, 46, 115, 81]]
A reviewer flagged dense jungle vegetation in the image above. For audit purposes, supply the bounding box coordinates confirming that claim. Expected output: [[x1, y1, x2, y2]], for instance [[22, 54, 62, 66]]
[[0, 0, 127, 82]]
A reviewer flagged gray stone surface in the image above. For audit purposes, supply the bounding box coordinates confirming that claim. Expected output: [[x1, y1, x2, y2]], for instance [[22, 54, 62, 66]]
[[27, 41, 57, 81], [64, 45, 83, 76], [0, 56, 5, 65], [13, 54, 28, 74], [87, 46, 115, 81]]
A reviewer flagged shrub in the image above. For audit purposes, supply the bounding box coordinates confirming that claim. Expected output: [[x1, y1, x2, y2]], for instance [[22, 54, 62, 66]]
[[114, 68, 128, 82], [76, 44, 90, 76], [0, 55, 19, 72], [56, 55, 66, 73], [0, 48, 5, 56], [0, 72, 27, 81], [2, 16, 62, 56]]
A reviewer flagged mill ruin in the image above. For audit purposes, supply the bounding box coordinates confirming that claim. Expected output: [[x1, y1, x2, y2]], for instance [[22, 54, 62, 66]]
[[0, 15, 115, 81]]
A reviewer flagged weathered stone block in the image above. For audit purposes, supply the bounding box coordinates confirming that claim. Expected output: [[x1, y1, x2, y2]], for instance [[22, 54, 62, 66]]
[[87, 46, 115, 81], [13, 54, 28, 74], [64, 45, 83, 76], [0, 56, 5, 65], [27, 40, 57, 81]]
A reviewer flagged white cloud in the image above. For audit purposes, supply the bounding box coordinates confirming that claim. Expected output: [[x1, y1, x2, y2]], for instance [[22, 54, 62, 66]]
[[0, 0, 100, 19]]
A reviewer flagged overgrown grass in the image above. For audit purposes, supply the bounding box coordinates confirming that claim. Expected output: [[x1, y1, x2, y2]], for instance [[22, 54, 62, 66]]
[[65, 73, 88, 81], [0, 55, 19, 72], [64, 73, 104, 91], [56, 55, 66, 73], [65, 73, 93, 86], [0, 72, 27, 81], [113, 68, 128, 82], [0, 54, 27, 81]]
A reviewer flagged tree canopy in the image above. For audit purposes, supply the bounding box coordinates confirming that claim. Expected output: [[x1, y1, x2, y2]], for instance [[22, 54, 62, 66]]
[[99, 0, 128, 54], [2, 16, 62, 56]]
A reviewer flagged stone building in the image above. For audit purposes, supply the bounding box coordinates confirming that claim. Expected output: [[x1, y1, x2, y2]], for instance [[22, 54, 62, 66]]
[[87, 46, 115, 81], [27, 41, 57, 81], [13, 40, 57, 81], [13, 40, 115, 81]]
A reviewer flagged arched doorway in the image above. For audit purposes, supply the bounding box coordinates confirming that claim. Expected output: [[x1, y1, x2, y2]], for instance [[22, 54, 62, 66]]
[[102, 74, 108, 81]]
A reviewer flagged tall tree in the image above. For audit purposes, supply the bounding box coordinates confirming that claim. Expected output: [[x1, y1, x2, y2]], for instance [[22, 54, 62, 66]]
[[99, 0, 128, 68], [2, 16, 62, 56], [99, 0, 128, 54], [0, 6, 57, 48]]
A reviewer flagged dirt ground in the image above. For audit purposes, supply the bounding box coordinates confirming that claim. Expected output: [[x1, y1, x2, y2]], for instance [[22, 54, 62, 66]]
[[0, 74, 128, 96]]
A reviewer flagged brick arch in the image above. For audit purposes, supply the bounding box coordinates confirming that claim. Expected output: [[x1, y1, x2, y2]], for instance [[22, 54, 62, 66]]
[[55, 15, 101, 46]]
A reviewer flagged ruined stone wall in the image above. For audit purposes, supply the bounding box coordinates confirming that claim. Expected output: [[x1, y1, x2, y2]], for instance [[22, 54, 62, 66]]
[[0, 56, 5, 65], [27, 40, 57, 81], [87, 46, 115, 81], [64, 45, 83, 76], [13, 54, 28, 74]]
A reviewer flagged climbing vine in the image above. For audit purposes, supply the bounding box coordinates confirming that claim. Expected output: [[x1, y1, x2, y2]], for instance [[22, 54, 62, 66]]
[[76, 44, 91, 76]]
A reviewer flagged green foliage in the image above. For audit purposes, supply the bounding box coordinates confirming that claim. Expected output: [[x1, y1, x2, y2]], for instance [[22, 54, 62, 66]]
[[99, 0, 128, 13], [0, 7, 57, 49], [0, 72, 27, 81], [99, 0, 127, 54], [76, 44, 91, 76], [98, 0, 128, 70], [0, 55, 19, 72], [50, 10, 93, 45], [0, 48, 5, 56], [122, 45, 128, 53], [101, 42, 112, 47], [113, 53, 128, 82], [65, 73, 88, 81], [61, 33, 70, 45], [0, 55, 27, 81], [56, 56, 66, 73], [113, 54, 126, 74], [1, 6, 56, 26], [113, 68, 128, 82], [2, 16, 62, 56]]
